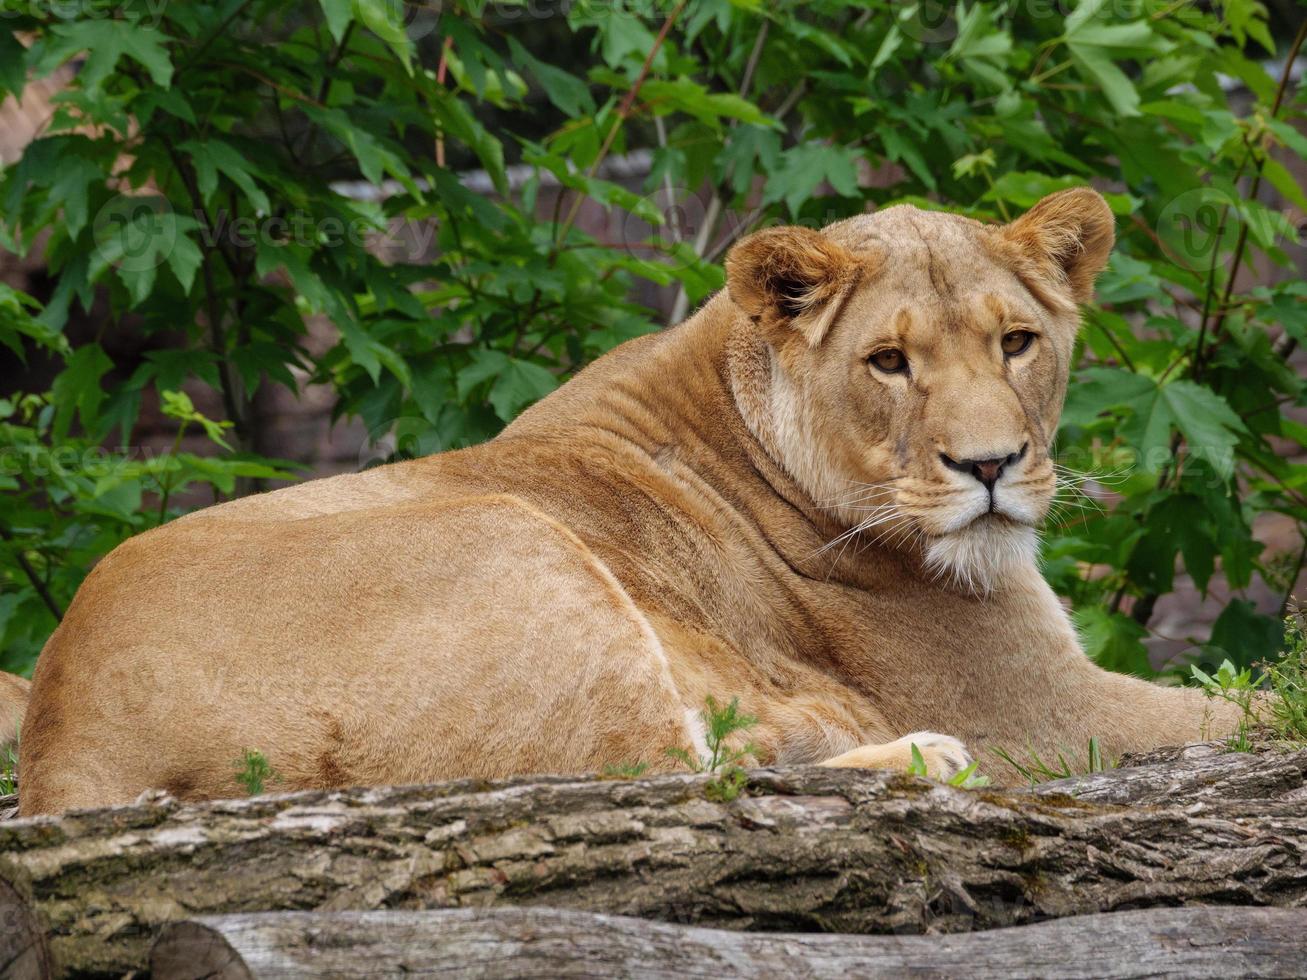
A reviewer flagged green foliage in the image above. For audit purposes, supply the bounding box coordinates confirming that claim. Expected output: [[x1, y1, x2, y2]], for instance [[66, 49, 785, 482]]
[[0, 733, 16, 796], [601, 761, 651, 779], [1191, 608, 1307, 751], [0, 1, 1303, 683], [992, 737, 1115, 786], [233, 748, 280, 796], [667, 695, 757, 802]]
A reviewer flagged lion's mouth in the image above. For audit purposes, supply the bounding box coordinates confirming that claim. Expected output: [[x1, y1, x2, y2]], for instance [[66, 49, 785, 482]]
[[975, 510, 1021, 527], [923, 513, 1043, 593]]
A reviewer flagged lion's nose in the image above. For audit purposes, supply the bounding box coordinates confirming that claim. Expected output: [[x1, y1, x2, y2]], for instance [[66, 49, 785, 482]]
[[939, 444, 1028, 491]]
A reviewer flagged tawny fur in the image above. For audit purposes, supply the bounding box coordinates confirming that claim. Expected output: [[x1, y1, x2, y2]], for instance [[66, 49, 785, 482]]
[[18, 190, 1240, 814], [0, 671, 27, 756]]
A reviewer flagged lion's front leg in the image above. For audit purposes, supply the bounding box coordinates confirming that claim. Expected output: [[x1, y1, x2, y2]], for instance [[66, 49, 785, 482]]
[[818, 731, 972, 779]]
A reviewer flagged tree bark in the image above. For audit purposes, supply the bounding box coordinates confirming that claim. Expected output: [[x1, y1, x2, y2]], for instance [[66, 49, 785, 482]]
[[149, 906, 1307, 980], [1037, 740, 1307, 806], [1, 745, 1305, 977]]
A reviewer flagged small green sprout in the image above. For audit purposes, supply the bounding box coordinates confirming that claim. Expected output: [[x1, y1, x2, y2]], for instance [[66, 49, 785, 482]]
[[1191, 610, 1307, 752], [602, 761, 651, 779], [667, 695, 758, 803], [234, 748, 280, 796]]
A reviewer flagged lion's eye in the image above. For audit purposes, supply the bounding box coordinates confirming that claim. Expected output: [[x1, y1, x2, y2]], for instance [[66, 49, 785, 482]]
[[1001, 330, 1035, 357], [869, 348, 908, 374]]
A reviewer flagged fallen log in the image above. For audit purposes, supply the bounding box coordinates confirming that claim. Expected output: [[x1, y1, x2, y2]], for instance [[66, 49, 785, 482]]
[[2, 746, 1305, 977], [1037, 740, 1307, 805], [149, 906, 1307, 980], [1, 879, 52, 980]]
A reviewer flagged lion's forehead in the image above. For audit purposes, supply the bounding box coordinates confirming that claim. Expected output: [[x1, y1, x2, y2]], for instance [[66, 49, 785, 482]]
[[827, 207, 1017, 300], [826, 205, 987, 250]]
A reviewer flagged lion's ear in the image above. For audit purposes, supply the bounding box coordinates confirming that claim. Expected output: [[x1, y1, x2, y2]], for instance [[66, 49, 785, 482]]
[[725, 226, 867, 347], [999, 187, 1115, 305]]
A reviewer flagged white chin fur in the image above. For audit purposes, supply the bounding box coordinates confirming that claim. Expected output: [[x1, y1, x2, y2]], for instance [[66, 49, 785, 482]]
[[924, 520, 1039, 595]]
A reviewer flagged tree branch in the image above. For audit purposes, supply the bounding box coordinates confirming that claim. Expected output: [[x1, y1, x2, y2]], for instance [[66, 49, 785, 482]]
[[0, 524, 62, 621]]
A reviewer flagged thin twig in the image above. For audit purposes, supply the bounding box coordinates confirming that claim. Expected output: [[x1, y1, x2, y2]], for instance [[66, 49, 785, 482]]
[[164, 145, 247, 448], [435, 34, 454, 168], [0, 525, 63, 621], [1196, 18, 1307, 375], [668, 18, 771, 325], [555, 0, 690, 245], [175, 0, 256, 75], [1280, 535, 1307, 619]]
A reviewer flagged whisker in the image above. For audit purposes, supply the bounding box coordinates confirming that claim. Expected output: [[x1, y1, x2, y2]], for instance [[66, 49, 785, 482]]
[[819, 484, 902, 506]]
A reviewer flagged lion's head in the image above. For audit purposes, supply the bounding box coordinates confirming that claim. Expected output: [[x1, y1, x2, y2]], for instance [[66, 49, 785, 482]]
[[725, 188, 1114, 593]]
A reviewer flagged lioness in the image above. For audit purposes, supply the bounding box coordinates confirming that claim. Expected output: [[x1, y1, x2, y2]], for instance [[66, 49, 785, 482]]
[[20, 189, 1238, 814]]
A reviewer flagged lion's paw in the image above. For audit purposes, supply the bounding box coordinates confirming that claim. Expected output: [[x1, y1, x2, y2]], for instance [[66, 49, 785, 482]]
[[894, 731, 973, 779], [818, 730, 973, 778]]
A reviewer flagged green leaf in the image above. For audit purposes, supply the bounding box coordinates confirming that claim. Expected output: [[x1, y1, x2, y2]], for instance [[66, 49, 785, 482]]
[[41, 19, 174, 89], [1074, 606, 1152, 675], [1129, 494, 1217, 595], [1067, 45, 1139, 116], [1069, 372, 1245, 478], [165, 231, 204, 295], [48, 155, 103, 238], [1060, 366, 1155, 430], [488, 358, 558, 422], [1206, 599, 1283, 670], [718, 127, 781, 196], [0, 31, 26, 99], [878, 125, 936, 191], [319, 0, 353, 43], [985, 172, 1133, 215], [1160, 381, 1246, 480], [431, 98, 507, 197], [302, 106, 415, 194], [50, 342, 112, 439], [457, 349, 510, 402], [949, 4, 1013, 63], [354, 0, 413, 72], [762, 143, 861, 216], [1223, 0, 1276, 55], [788, 19, 853, 67], [598, 12, 656, 68], [507, 37, 594, 117], [180, 140, 272, 214], [89, 201, 202, 305], [871, 25, 902, 73], [908, 742, 927, 777], [1061, 8, 1169, 118], [1261, 158, 1307, 213]]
